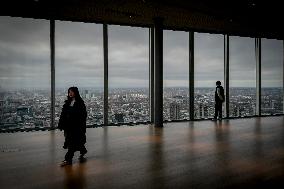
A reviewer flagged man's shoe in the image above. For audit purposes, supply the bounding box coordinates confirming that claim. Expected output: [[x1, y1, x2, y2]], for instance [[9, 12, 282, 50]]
[[211, 118, 217, 121], [60, 160, 72, 167]]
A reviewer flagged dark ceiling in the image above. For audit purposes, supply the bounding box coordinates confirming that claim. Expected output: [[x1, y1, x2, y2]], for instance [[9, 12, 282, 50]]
[[1, 0, 283, 39]]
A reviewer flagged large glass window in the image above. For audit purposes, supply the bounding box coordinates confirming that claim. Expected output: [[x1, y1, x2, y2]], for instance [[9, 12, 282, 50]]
[[194, 33, 224, 119], [0, 16, 50, 130], [55, 21, 104, 126], [163, 30, 189, 121], [261, 39, 283, 115], [229, 36, 256, 117], [108, 25, 149, 124]]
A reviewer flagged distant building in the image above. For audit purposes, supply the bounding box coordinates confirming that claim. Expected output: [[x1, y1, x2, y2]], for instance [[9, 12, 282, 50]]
[[170, 103, 180, 120], [17, 106, 30, 116], [0, 100, 3, 108], [114, 113, 124, 123], [200, 104, 208, 118], [85, 90, 90, 99]]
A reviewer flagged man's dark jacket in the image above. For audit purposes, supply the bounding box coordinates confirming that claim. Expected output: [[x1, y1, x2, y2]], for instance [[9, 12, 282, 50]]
[[215, 85, 225, 103]]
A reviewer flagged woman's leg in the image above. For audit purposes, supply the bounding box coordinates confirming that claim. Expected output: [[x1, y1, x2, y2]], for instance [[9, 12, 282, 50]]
[[65, 147, 75, 163], [79, 145, 87, 156]]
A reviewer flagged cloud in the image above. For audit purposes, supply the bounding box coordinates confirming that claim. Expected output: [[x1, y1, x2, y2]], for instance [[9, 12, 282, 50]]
[[164, 30, 189, 87], [0, 16, 282, 90], [0, 16, 49, 45]]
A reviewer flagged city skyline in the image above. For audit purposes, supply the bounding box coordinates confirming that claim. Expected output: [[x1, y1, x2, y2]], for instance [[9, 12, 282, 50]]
[[1, 87, 283, 130]]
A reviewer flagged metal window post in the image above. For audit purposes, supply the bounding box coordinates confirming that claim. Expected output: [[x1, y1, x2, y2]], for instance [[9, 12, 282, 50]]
[[189, 31, 194, 120], [153, 18, 163, 127], [103, 24, 109, 126], [224, 34, 230, 118], [256, 38, 261, 116], [50, 19, 55, 129]]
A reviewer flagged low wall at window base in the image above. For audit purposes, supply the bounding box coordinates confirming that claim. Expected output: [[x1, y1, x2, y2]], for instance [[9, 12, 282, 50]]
[[1, 115, 283, 133]]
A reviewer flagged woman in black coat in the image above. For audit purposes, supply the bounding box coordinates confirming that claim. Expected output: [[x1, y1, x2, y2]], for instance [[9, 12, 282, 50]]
[[58, 86, 87, 166]]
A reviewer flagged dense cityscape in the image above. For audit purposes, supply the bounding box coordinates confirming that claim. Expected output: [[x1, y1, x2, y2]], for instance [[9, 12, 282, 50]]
[[0, 87, 283, 131]]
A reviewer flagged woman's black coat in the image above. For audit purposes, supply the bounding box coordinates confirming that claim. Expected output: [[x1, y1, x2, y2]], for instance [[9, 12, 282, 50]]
[[58, 99, 87, 149]]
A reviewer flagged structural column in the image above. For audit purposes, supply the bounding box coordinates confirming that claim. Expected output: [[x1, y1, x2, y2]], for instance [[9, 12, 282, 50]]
[[154, 18, 163, 127], [103, 24, 109, 126], [283, 40, 284, 114], [256, 38, 261, 116], [224, 35, 230, 118], [50, 19, 55, 129], [150, 27, 155, 123], [189, 31, 194, 120]]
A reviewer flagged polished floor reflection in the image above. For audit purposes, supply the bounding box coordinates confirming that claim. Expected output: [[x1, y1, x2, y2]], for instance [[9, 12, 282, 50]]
[[1, 117, 284, 189]]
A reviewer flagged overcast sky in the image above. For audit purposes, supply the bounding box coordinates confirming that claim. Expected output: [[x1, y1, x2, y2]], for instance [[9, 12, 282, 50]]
[[0, 16, 283, 90]]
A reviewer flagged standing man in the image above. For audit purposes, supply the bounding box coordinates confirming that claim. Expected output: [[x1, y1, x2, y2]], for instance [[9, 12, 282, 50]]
[[213, 81, 224, 121]]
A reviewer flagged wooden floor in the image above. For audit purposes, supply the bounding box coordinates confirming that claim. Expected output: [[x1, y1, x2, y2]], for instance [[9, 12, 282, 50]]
[[1, 117, 284, 189]]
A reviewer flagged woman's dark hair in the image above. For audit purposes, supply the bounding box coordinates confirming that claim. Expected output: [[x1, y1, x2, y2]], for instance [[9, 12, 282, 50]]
[[66, 86, 84, 103]]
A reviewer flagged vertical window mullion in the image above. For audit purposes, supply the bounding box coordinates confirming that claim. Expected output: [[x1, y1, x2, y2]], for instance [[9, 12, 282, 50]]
[[224, 34, 230, 118], [50, 19, 55, 129], [103, 24, 108, 126]]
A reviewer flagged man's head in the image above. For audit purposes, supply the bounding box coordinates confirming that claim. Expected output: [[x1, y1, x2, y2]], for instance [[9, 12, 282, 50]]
[[216, 81, 221, 86]]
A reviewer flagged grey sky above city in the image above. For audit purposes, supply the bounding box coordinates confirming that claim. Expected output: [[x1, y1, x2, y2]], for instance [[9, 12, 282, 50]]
[[0, 16, 283, 90]]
